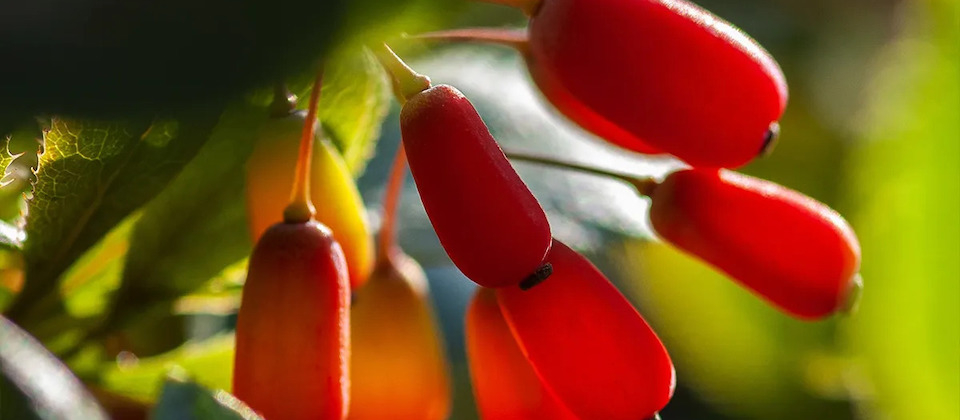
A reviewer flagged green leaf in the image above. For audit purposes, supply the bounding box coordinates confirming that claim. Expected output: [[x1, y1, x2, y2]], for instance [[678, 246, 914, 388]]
[[0, 123, 42, 223], [59, 216, 138, 319], [8, 109, 222, 321], [292, 47, 391, 174], [99, 334, 235, 402], [104, 52, 391, 340], [153, 378, 261, 420], [0, 316, 108, 420], [100, 104, 266, 340], [844, 1, 959, 419], [0, 220, 23, 250]]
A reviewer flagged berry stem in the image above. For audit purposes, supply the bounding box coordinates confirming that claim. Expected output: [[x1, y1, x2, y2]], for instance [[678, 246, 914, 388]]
[[372, 44, 432, 102], [411, 28, 529, 52], [504, 151, 659, 197], [283, 70, 323, 223], [377, 146, 408, 262]]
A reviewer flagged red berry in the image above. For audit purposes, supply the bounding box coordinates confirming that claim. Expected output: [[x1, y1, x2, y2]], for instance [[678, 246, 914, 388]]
[[401, 84, 551, 288], [497, 239, 675, 420], [526, 0, 787, 167], [233, 221, 350, 419], [466, 287, 578, 420], [648, 169, 862, 319]]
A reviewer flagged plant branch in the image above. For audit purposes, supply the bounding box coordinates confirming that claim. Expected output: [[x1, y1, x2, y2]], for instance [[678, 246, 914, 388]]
[[377, 147, 408, 261], [504, 151, 659, 197], [411, 28, 530, 52]]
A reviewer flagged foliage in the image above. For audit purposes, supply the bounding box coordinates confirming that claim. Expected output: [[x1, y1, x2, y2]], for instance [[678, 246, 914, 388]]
[[1, 0, 956, 419]]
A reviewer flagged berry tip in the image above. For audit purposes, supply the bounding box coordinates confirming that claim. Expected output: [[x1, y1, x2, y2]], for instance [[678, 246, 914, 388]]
[[838, 273, 863, 316]]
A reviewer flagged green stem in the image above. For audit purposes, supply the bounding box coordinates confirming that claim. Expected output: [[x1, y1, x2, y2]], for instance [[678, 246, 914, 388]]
[[371, 44, 432, 102], [504, 151, 659, 197]]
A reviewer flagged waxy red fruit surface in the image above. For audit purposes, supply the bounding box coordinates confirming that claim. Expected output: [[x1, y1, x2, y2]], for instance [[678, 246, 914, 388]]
[[401, 84, 551, 288], [527, 0, 788, 168], [233, 221, 350, 420], [649, 169, 862, 319], [497, 240, 675, 420], [466, 287, 578, 420]]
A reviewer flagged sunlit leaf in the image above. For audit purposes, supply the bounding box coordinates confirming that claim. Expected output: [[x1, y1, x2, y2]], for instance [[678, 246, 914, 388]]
[[99, 335, 235, 402], [153, 378, 260, 420], [59, 216, 138, 319], [99, 105, 264, 342], [8, 109, 222, 322], [290, 47, 391, 174]]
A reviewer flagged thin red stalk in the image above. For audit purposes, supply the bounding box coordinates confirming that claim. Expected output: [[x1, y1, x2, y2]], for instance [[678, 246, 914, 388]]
[[283, 71, 324, 223], [471, 0, 542, 16], [377, 147, 408, 261], [411, 28, 530, 52], [504, 151, 659, 197]]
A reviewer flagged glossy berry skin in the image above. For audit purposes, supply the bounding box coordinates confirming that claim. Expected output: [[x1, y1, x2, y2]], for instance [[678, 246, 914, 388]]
[[497, 240, 675, 420], [648, 169, 861, 319], [526, 0, 788, 167], [401, 84, 551, 288], [349, 252, 451, 420], [246, 112, 374, 289], [466, 287, 578, 420], [233, 221, 350, 420]]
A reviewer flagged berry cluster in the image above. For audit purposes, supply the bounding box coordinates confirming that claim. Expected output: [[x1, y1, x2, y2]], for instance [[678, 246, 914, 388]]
[[231, 0, 863, 418]]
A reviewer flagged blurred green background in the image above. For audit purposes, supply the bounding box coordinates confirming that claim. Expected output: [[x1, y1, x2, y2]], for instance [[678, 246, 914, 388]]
[[1, 0, 957, 419]]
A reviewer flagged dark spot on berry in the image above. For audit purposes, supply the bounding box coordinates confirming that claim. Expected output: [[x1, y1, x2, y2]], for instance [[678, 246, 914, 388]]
[[759, 122, 781, 157], [519, 263, 553, 290]]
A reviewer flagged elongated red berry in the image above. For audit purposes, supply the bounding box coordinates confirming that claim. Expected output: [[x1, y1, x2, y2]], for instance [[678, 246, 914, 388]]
[[497, 239, 675, 420], [232, 221, 350, 419], [525, 0, 788, 167], [648, 169, 862, 319], [401, 84, 551, 288], [349, 252, 451, 420], [466, 287, 578, 420]]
